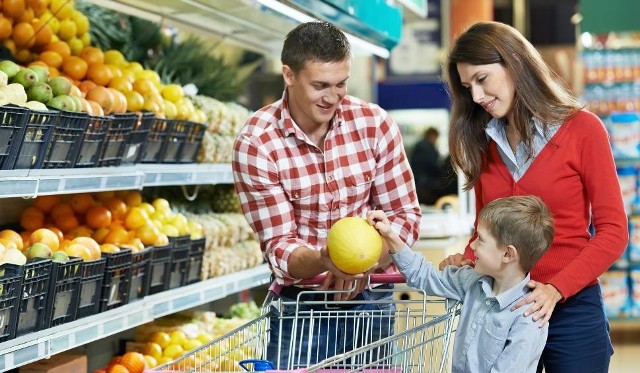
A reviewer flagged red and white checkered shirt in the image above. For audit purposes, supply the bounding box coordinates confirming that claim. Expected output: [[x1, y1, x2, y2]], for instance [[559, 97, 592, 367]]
[[232, 91, 421, 286]]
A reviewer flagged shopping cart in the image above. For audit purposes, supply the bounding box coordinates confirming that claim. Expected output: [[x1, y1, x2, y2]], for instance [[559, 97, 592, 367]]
[[152, 273, 460, 373]]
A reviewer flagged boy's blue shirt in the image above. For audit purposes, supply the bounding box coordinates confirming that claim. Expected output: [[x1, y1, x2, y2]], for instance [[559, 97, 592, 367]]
[[391, 245, 548, 373]]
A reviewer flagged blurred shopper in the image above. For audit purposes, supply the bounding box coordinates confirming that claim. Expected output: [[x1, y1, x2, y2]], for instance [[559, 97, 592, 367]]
[[410, 127, 441, 205], [439, 21, 628, 373], [232, 21, 421, 368]]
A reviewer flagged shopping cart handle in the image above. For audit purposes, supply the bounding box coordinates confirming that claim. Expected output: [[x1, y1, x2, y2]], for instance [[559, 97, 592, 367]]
[[298, 273, 406, 285]]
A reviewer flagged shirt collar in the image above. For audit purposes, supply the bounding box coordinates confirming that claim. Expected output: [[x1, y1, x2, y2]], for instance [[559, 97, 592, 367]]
[[485, 116, 552, 139], [479, 273, 532, 310], [279, 89, 344, 138]]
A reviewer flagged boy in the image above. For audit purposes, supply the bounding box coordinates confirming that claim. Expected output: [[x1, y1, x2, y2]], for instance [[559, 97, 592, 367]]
[[367, 195, 554, 373]]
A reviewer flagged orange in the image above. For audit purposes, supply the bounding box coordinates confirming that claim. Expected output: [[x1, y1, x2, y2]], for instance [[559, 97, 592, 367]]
[[103, 226, 131, 245], [33, 194, 60, 213], [134, 223, 161, 246], [12, 22, 36, 48], [20, 206, 45, 231], [2, 0, 25, 19], [71, 236, 101, 260], [0, 229, 24, 251], [62, 55, 88, 81], [50, 202, 74, 220], [86, 63, 113, 87], [69, 193, 95, 214], [124, 191, 143, 207], [64, 242, 92, 261], [79, 46, 104, 66], [44, 40, 71, 60], [0, 15, 13, 40], [17, 7, 34, 23], [108, 88, 127, 113], [38, 50, 63, 68], [123, 207, 149, 231], [100, 196, 126, 217], [20, 231, 32, 249], [14, 48, 34, 64], [132, 78, 158, 96], [85, 205, 112, 229], [65, 225, 93, 239], [44, 226, 65, 242], [54, 213, 80, 233], [30, 228, 60, 251], [27, 0, 48, 16], [92, 227, 109, 243], [85, 86, 114, 114], [99, 243, 120, 253], [120, 351, 147, 373], [30, 18, 52, 46], [106, 363, 130, 373], [78, 79, 97, 95], [86, 100, 104, 116]]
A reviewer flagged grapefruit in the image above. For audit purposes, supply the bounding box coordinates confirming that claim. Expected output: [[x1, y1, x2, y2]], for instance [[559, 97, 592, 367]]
[[327, 217, 382, 274]]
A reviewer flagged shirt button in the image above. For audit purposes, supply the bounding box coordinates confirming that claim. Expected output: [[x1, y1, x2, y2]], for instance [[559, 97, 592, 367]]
[[486, 300, 491, 305], [328, 175, 333, 181]]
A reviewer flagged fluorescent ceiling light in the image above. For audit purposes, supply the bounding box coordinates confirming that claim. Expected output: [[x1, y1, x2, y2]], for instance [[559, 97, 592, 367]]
[[256, 0, 391, 58]]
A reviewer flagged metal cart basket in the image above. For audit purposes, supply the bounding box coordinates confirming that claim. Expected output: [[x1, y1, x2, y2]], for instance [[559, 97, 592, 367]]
[[153, 274, 460, 373]]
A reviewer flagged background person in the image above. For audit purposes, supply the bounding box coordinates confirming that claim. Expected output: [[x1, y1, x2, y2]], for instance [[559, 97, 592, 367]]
[[439, 21, 628, 373], [370, 195, 554, 372], [410, 127, 441, 205], [232, 21, 421, 368]]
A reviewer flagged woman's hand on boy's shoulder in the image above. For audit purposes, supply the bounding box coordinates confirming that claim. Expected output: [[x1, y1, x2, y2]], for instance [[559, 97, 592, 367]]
[[511, 280, 563, 327], [438, 253, 474, 270]]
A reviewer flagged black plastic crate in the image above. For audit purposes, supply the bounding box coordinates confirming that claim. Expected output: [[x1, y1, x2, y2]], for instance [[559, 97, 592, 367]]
[[0, 264, 22, 342], [121, 112, 155, 165], [99, 249, 133, 312], [148, 242, 172, 295], [0, 105, 30, 170], [76, 257, 106, 319], [43, 110, 89, 169], [177, 122, 206, 163], [74, 115, 109, 168], [168, 235, 191, 289], [140, 117, 171, 164], [13, 110, 59, 169], [15, 258, 53, 337], [98, 113, 137, 167], [46, 257, 82, 327], [128, 248, 152, 302], [186, 238, 206, 285], [160, 119, 189, 163]]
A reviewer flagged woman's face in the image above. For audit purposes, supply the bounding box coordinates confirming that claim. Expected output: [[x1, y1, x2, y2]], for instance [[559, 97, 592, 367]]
[[457, 62, 516, 122]]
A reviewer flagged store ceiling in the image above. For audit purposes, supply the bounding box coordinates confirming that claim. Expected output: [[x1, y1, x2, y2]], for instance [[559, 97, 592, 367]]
[[84, 0, 398, 57]]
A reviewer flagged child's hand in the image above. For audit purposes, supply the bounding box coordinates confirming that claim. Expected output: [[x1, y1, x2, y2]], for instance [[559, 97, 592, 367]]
[[366, 210, 392, 236]]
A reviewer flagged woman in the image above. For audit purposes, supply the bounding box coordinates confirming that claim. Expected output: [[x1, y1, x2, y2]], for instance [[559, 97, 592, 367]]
[[440, 21, 628, 372]]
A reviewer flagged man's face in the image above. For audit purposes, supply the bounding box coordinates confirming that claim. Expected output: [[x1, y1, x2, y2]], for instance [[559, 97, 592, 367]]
[[283, 58, 350, 129]]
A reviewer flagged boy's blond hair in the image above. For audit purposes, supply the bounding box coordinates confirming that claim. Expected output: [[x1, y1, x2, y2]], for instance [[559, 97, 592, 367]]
[[478, 195, 554, 272]]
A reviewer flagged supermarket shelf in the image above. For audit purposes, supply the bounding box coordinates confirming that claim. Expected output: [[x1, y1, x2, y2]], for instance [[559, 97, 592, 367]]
[[0, 263, 271, 371], [0, 163, 233, 198]]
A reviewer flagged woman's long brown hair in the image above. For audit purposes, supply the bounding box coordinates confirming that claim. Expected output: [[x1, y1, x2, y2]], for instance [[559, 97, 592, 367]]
[[444, 21, 582, 190]]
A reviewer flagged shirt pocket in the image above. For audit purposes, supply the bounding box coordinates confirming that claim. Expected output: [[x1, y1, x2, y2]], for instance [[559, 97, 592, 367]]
[[479, 322, 507, 366], [342, 167, 375, 205], [282, 177, 320, 213]]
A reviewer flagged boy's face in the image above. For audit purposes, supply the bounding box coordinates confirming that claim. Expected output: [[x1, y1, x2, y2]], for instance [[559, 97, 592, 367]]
[[470, 222, 506, 277]]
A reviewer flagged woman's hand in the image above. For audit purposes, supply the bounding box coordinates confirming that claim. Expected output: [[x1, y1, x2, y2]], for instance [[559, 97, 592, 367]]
[[511, 280, 563, 327], [438, 253, 474, 270]]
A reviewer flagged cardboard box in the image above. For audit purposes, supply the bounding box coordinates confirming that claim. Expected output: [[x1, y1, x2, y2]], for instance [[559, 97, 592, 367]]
[[20, 354, 87, 373]]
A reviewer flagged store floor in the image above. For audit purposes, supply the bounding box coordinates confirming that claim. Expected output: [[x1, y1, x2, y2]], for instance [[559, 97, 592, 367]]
[[610, 329, 640, 372]]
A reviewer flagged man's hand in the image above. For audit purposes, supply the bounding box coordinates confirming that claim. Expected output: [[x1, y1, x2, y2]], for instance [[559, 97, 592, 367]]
[[319, 247, 376, 300], [438, 253, 474, 270], [511, 281, 562, 327]]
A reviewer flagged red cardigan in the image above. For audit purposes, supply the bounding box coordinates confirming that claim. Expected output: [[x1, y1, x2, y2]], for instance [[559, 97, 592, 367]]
[[463, 110, 629, 299]]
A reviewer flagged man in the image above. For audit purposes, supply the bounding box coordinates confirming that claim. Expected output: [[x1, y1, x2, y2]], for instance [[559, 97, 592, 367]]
[[232, 21, 421, 369]]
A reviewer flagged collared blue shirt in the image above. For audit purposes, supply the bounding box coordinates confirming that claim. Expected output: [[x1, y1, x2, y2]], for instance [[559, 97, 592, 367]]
[[392, 246, 548, 373], [485, 117, 561, 180]]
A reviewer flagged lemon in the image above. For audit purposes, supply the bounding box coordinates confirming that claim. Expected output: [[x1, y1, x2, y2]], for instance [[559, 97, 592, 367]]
[[163, 343, 184, 359]]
